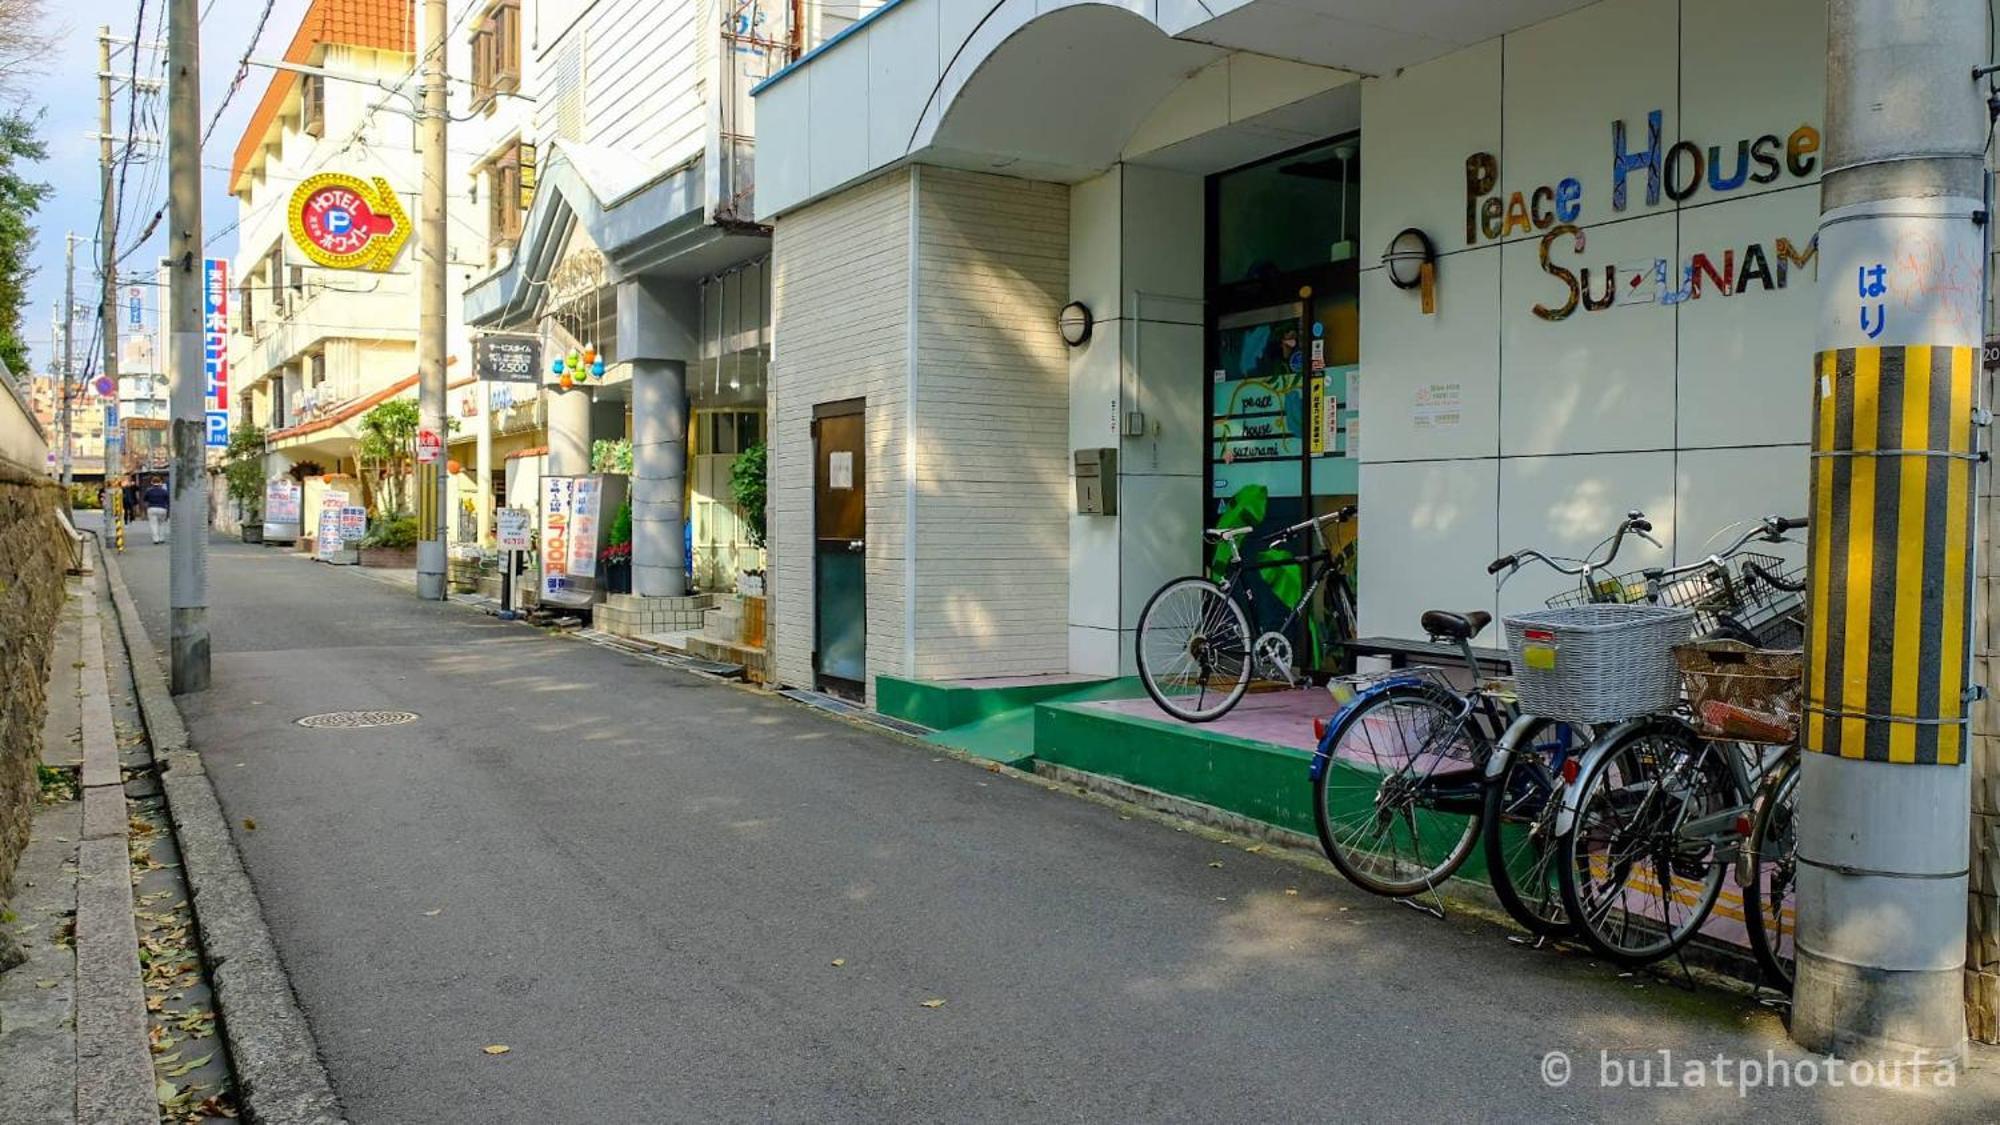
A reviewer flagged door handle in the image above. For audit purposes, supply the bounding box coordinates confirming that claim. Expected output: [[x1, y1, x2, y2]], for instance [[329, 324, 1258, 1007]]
[[847, 539, 865, 552]]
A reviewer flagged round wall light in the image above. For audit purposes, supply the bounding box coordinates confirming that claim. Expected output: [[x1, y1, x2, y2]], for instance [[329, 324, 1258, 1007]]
[[1383, 228, 1436, 290], [1058, 301, 1093, 347]]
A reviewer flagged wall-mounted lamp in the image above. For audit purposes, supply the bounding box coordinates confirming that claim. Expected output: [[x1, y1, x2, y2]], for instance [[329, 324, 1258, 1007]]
[[1383, 228, 1438, 315], [1058, 301, 1093, 347]]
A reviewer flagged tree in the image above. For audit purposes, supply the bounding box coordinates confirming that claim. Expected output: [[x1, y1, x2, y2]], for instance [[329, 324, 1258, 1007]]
[[357, 399, 419, 514], [0, 0, 47, 95], [222, 423, 268, 520], [0, 111, 50, 378]]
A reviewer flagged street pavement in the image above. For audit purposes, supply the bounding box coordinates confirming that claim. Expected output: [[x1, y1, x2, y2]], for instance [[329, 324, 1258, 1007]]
[[113, 530, 1997, 1123]]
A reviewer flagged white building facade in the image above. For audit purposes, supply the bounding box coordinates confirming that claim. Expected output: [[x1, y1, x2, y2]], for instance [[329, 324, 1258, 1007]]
[[750, 0, 1868, 703]]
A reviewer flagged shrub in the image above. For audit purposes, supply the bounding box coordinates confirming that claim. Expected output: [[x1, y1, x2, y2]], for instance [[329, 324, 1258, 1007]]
[[357, 512, 419, 550], [730, 443, 767, 548]]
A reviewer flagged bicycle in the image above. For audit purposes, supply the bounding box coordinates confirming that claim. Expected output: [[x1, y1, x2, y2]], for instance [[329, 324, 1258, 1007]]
[[1134, 506, 1357, 723], [1550, 516, 1808, 976], [1310, 512, 1661, 935]]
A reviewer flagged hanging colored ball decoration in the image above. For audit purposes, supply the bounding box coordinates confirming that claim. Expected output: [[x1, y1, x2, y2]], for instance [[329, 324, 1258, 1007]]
[[590, 359, 606, 378], [551, 356, 565, 375], [559, 373, 573, 390], [582, 347, 596, 364]]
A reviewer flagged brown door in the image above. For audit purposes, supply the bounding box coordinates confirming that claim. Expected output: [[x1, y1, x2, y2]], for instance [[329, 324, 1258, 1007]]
[[813, 400, 866, 696]]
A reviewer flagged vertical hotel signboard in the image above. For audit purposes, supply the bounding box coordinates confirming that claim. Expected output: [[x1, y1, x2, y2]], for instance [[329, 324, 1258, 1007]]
[[202, 258, 230, 448]]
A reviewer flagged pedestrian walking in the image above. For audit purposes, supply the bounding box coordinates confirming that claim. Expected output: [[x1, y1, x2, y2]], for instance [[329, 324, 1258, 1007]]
[[144, 477, 170, 544], [122, 479, 139, 523]]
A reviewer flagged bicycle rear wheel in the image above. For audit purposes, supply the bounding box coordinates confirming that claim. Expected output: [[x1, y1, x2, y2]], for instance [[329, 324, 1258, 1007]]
[[1481, 720, 1586, 937], [1742, 758, 1800, 991], [1314, 682, 1484, 898], [1557, 719, 1729, 965], [1135, 577, 1252, 722]]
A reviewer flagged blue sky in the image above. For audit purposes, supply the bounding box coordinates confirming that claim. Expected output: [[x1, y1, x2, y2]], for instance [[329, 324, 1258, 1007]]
[[19, 0, 313, 376]]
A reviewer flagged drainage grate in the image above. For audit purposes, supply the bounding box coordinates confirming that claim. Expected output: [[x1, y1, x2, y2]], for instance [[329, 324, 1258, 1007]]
[[295, 710, 419, 730]]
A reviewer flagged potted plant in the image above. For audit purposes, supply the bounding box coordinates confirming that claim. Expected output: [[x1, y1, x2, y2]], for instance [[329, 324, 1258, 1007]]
[[730, 443, 767, 594], [222, 423, 268, 542], [600, 500, 633, 594]]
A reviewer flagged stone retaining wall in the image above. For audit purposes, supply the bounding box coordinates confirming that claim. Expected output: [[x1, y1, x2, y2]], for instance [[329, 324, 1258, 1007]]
[[0, 464, 69, 890]]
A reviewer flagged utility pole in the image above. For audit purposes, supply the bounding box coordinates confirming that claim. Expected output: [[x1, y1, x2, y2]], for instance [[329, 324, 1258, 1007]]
[[98, 26, 121, 454], [61, 232, 76, 492], [165, 0, 208, 693], [1793, 0, 1987, 1063], [414, 0, 448, 600]]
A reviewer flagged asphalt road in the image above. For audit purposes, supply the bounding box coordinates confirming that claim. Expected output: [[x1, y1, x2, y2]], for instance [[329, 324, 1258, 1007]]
[[112, 530, 1996, 1123]]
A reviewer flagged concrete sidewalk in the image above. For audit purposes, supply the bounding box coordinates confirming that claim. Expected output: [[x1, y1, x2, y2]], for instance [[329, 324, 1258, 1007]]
[[117, 532, 1997, 1123]]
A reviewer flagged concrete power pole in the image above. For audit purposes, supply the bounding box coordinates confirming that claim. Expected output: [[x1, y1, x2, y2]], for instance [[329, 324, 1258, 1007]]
[[61, 232, 76, 492], [1793, 0, 1989, 1062], [97, 26, 121, 451], [165, 0, 208, 693], [414, 0, 448, 600]]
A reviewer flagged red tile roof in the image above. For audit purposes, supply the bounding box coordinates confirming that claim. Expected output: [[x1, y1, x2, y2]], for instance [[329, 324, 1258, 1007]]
[[231, 0, 416, 195]]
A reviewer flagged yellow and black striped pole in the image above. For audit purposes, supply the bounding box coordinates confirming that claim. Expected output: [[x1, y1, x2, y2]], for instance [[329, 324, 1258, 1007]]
[[1791, 0, 1987, 1064], [1805, 344, 1976, 765]]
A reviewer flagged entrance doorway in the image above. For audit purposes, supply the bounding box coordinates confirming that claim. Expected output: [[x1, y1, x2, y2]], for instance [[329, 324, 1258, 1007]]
[[812, 400, 866, 698], [1205, 134, 1361, 675]]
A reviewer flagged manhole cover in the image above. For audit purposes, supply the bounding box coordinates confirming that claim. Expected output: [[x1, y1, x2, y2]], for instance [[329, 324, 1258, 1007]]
[[295, 710, 419, 730]]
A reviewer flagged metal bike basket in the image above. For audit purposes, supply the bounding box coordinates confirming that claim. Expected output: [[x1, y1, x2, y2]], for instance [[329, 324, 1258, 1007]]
[[1502, 603, 1695, 724]]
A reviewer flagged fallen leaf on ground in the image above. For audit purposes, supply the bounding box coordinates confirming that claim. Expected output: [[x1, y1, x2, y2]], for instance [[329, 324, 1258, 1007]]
[[1284, 888, 1299, 897], [482, 1045, 511, 1055], [829, 958, 845, 967], [423, 909, 441, 917], [1207, 862, 1223, 869], [241, 818, 257, 831], [34, 979, 56, 989], [918, 999, 946, 1009], [1244, 844, 1263, 853], [164, 1053, 212, 1078]]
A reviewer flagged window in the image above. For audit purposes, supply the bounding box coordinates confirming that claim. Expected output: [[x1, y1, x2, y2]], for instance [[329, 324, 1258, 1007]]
[[480, 138, 530, 264], [301, 74, 325, 138], [470, 0, 521, 112]]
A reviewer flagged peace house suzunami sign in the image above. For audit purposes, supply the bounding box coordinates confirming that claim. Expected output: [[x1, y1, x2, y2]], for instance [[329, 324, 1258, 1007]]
[[1465, 110, 1821, 320]]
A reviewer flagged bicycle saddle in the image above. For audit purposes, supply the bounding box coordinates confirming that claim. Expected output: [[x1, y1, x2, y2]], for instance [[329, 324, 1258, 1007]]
[[1203, 527, 1252, 545], [1420, 609, 1491, 642]]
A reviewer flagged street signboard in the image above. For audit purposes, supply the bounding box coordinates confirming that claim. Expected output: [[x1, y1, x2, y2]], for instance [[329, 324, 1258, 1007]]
[[416, 428, 442, 464], [474, 334, 542, 383], [339, 506, 367, 542], [265, 479, 302, 523], [288, 172, 411, 271], [567, 476, 601, 578], [496, 506, 532, 551], [127, 286, 142, 327], [316, 491, 350, 562], [202, 258, 229, 448], [541, 476, 576, 598]]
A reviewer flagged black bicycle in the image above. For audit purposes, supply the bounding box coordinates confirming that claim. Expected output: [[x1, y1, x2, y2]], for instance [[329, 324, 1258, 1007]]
[[1135, 507, 1357, 722]]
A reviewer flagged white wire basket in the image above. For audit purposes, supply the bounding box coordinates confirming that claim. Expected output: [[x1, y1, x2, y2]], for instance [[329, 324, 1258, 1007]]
[[1502, 603, 1695, 724]]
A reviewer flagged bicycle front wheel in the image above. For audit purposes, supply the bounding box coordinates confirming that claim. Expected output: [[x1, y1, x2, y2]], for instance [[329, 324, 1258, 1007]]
[[1481, 720, 1588, 937], [1742, 758, 1800, 992], [1135, 577, 1252, 722], [1314, 682, 1484, 898], [1557, 719, 1729, 965]]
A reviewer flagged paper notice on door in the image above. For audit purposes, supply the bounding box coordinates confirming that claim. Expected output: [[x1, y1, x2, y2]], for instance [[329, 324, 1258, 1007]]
[[829, 450, 854, 490], [1412, 382, 1463, 430]]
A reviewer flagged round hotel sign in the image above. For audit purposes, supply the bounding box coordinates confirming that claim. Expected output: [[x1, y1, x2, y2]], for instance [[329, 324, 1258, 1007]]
[[288, 172, 411, 271]]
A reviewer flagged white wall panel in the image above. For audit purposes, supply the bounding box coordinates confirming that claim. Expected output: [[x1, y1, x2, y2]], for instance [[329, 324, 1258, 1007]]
[[1359, 246, 1501, 463], [866, 0, 944, 169], [1679, 0, 1827, 205], [1358, 37, 1501, 263], [1357, 458, 1501, 638], [1673, 445, 1809, 568], [1499, 211, 1678, 456], [1675, 185, 1820, 449], [1495, 450, 1677, 618], [1501, 0, 1680, 233]]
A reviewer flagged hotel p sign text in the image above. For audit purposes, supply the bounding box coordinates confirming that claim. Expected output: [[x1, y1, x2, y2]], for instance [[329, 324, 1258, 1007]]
[[288, 172, 411, 271]]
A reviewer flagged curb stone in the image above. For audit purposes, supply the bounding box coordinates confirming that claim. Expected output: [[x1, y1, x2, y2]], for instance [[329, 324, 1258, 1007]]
[[69, 554, 156, 1125], [97, 545, 348, 1125]]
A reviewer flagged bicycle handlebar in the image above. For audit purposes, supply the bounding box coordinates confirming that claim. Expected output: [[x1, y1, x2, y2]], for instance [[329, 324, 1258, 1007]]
[[1641, 514, 1809, 585], [1490, 510, 1655, 587]]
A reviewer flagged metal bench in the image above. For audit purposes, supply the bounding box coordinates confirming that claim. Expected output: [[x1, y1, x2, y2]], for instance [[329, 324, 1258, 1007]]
[[1343, 635, 1511, 676]]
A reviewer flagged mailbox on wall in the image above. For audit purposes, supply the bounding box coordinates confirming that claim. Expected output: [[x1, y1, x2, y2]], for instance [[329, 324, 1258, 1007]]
[[1074, 448, 1118, 516]]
